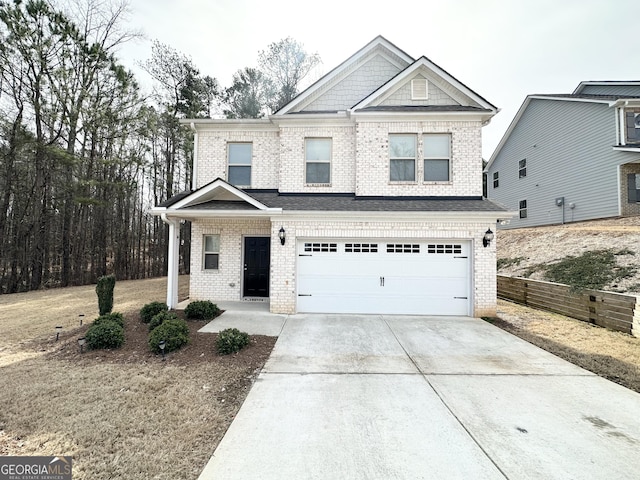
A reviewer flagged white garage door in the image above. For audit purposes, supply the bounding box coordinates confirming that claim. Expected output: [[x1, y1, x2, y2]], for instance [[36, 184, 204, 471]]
[[297, 240, 471, 315]]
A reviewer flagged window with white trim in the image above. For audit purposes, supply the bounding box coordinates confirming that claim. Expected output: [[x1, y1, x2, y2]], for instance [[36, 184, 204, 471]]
[[519, 159, 527, 178], [305, 138, 331, 184], [424, 134, 451, 182], [519, 200, 528, 219], [203, 235, 220, 270], [228, 143, 252, 186], [493, 171, 499, 188], [389, 134, 416, 182]]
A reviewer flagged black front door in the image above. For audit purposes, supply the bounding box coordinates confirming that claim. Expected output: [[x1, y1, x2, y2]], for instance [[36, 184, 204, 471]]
[[243, 237, 270, 297]]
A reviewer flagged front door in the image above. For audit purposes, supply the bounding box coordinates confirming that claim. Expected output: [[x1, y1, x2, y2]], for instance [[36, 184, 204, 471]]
[[243, 237, 270, 297]]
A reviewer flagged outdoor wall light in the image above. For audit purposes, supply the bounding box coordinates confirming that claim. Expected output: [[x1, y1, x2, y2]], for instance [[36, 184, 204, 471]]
[[159, 339, 167, 361], [278, 227, 286, 245], [78, 337, 86, 353], [55, 325, 63, 341], [482, 229, 495, 248]]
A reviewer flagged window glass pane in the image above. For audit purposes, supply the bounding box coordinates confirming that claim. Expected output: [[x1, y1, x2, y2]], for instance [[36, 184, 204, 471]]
[[229, 165, 251, 185], [635, 174, 640, 189], [424, 134, 450, 158], [306, 139, 331, 161], [306, 163, 330, 183], [204, 235, 219, 252], [424, 159, 450, 181], [390, 159, 415, 181], [228, 143, 252, 165], [204, 253, 219, 269], [390, 135, 415, 158]]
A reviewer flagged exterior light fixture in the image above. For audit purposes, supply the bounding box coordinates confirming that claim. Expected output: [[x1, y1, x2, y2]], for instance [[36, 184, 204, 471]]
[[78, 337, 86, 353], [482, 229, 495, 248], [159, 339, 167, 361], [55, 326, 63, 341], [278, 227, 286, 245]]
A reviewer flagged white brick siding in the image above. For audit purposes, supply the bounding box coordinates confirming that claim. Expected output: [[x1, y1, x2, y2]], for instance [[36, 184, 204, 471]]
[[355, 121, 483, 196]]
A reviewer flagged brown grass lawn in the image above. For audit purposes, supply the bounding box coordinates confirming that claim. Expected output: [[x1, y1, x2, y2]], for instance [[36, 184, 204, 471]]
[[494, 299, 640, 393], [0, 276, 276, 480]]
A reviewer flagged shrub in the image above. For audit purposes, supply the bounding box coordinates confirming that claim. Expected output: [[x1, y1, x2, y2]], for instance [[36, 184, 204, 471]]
[[140, 301, 168, 323], [216, 328, 250, 355], [93, 312, 125, 328], [148, 311, 179, 332], [185, 300, 219, 320], [148, 319, 189, 354], [96, 275, 116, 315], [85, 319, 125, 350]]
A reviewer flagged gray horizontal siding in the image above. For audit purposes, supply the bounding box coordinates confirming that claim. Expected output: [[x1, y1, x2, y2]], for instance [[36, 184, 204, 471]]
[[579, 84, 640, 96], [487, 98, 627, 228]]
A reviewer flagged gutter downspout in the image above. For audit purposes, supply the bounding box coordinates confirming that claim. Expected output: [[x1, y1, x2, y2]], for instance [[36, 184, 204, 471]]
[[161, 213, 181, 309], [190, 122, 198, 190]]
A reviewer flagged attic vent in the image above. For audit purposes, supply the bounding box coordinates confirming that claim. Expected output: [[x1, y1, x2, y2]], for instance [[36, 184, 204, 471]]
[[411, 78, 428, 100]]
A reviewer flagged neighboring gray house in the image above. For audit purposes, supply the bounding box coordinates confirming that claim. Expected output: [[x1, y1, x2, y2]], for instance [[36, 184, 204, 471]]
[[152, 36, 511, 317], [486, 81, 640, 228]]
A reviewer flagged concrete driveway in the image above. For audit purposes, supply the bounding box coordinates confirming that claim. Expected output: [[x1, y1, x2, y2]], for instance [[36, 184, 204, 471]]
[[198, 314, 640, 480]]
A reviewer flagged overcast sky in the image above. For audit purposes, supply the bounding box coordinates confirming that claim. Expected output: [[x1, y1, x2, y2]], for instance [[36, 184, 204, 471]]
[[117, 0, 639, 158]]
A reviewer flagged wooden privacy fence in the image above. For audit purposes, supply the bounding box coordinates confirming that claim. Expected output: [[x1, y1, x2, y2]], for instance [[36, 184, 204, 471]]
[[497, 275, 640, 337]]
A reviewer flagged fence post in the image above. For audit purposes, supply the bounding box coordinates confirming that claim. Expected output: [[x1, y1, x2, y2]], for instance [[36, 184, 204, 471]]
[[633, 297, 640, 338]]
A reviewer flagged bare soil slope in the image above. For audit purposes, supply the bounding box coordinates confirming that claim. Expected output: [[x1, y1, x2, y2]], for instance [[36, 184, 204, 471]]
[[497, 216, 640, 293]]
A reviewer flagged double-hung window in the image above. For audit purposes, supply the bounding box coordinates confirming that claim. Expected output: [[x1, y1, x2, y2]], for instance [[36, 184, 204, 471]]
[[305, 138, 331, 184], [423, 134, 451, 182], [493, 171, 499, 188], [389, 134, 416, 182], [228, 143, 252, 186], [519, 159, 527, 178], [203, 235, 220, 270], [519, 200, 528, 219]]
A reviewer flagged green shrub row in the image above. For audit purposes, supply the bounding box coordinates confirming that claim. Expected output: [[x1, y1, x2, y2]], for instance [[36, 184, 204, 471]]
[[149, 319, 190, 354], [185, 300, 219, 320], [216, 328, 249, 355], [85, 313, 125, 350], [140, 301, 168, 323]]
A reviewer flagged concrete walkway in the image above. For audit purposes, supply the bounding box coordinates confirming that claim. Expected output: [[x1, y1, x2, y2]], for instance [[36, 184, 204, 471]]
[[198, 314, 640, 480]]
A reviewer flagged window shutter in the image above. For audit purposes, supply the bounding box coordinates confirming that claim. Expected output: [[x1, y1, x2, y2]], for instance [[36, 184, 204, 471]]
[[411, 79, 428, 100], [628, 174, 638, 203]]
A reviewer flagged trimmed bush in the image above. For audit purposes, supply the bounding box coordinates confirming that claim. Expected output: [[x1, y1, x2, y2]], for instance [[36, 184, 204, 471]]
[[85, 319, 125, 350], [140, 301, 168, 323], [149, 319, 189, 354], [148, 311, 179, 332], [96, 275, 116, 315], [93, 312, 125, 328], [185, 300, 219, 320], [216, 328, 250, 355]]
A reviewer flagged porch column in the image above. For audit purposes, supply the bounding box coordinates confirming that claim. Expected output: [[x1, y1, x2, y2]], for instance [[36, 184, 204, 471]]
[[162, 215, 181, 309]]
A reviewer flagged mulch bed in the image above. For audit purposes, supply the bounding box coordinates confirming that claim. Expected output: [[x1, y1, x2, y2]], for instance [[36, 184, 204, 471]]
[[40, 310, 277, 371]]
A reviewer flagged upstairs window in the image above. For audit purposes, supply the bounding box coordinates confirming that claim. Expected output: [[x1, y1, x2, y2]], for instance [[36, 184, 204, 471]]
[[519, 159, 527, 178], [519, 200, 528, 219], [203, 235, 220, 270], [423, 134, 451, 182], [305, 138, 331, 184], [228, 143, 252, 186], [626, 111, 640, 144], [493, 171, 499, 188], [518, 158, 527, 178], [389, 134, 416, 182]]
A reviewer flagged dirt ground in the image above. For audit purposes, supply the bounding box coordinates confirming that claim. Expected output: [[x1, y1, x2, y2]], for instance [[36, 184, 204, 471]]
[[497, 216, 640, 293], [0, 276, 276, 480]]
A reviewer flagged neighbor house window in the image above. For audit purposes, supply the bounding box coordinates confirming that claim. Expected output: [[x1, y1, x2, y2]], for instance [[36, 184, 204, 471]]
[[519, 200, 528, 219], [519, 159, 527, 178], [493, 171, 499, 188], [389, 134, 416, 182], [625, 111, 640, 144], [628, 173, 640, 203], [228, 143, 252, 186], [203, 235, 220, 270], [305, 138, 331, 184], [423, 134, 451, 181]]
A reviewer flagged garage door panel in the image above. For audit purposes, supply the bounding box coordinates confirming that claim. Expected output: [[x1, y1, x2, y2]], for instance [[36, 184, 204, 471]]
[[297, 239, 471, 316]]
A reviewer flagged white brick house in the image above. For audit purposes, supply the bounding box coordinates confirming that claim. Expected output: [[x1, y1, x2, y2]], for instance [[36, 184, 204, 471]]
[[152, 36, 512, 317]]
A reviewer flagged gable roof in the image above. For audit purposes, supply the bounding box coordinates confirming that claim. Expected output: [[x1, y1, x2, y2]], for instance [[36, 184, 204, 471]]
[[573, 81, 640, 95], [486, 87, 640, 169], [351, 56, 497, 113], [276, 36, 414, 115]]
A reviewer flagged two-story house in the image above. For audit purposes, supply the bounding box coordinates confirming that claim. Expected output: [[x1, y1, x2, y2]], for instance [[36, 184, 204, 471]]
[[152, 36, 511, 317], [486, 81, 640, 228]]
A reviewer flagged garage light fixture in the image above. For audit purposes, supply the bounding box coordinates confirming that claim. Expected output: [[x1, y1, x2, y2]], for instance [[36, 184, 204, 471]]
[[482, 229, 494, 248], [278, 227, 286, 245]]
